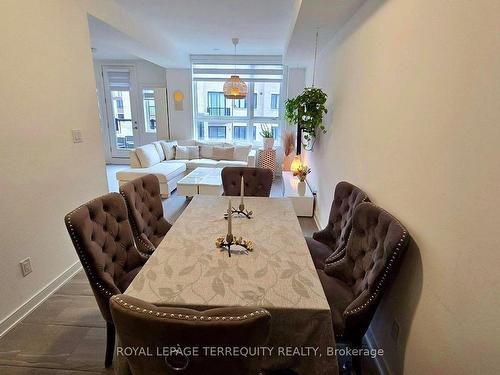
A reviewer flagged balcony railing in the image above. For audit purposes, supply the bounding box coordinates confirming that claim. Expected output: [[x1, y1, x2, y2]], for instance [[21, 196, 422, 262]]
[[207, 107, 231, 116]]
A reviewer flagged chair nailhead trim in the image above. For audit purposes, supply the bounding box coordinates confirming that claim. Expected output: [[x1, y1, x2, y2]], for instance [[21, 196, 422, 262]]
[[111, 296, 269, 321], [343, 202, 408, 317], [120, 189, 156, 257], [65, 196, 124, 298]]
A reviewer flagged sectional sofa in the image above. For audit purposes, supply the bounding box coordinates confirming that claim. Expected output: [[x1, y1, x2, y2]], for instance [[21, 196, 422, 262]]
[[116, 140, 256, 197]]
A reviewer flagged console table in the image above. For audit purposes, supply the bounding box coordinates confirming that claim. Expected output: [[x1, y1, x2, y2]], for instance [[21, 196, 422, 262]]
[[282, 171, 314, 217]]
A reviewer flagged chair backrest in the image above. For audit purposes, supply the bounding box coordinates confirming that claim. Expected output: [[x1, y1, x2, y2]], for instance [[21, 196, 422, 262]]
[[64, 193, 146, 322], [222, 167, 273, 197], [120, 174, 171, 255], [320, 181, 370, 262], [110, 295, 271, 375], [326, 202, 409, 340]]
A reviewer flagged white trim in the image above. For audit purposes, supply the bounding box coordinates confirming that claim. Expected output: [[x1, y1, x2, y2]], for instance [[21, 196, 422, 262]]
[[365, 327, 392, 375], [0, 262, 82, 338], [313, 210, 323, 231], [191, 54, 283, 65]]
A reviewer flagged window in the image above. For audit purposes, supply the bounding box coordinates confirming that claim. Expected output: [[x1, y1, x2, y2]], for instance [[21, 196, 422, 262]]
[[192, 59, 283, 143], [233, 126, 247, 140], [271, 94, 279, 109], [207, 91, 229, 116], [208, 125, 226, 139], [234, 99, 246, 109], [142, 89, 156, 133]]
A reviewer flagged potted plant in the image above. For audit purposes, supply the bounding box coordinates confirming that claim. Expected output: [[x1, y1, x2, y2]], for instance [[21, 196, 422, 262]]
[[259, 123, 274, 150], [293, 165, 311, 196], [285, 87, 328, 152]]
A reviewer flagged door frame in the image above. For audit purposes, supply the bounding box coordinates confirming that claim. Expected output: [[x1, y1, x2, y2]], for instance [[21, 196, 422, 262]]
[[102, 64, 140, 158]]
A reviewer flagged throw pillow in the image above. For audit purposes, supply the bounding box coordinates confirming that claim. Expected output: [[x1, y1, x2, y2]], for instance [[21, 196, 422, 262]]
[[175, 145, 200, 160], [135, 144, 162, 167], [152, 141, 165, 160], [159, 140, 177, 160], [213, 146, 234, 161], [233, 144, 252, 161]]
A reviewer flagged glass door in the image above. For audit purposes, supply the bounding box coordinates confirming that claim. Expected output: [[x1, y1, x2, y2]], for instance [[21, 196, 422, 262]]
[[140, 86, 168, 144], [102, 66, 140, 158]]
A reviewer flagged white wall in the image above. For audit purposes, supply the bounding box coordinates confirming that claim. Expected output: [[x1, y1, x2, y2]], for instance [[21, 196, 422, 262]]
[[0, 0, 107, 326], [302, 0, 500, 373], [93, 59, 167, 162], [166, 68, 194, 141]]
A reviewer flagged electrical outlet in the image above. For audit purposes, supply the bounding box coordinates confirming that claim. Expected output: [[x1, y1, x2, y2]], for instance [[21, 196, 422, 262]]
[[20, 257, 32, 277], [391, 320, 400, 342], [72, 129, 83, 143]]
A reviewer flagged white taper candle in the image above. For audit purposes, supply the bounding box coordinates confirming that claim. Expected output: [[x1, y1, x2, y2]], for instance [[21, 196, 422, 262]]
[[240, 176, 244, 205], [227, 198, 232, 236]]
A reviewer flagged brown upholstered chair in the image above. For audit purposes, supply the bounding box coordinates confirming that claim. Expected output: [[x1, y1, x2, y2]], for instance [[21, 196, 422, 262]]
[[317, 202, 410, 373], [305, 181, 369, 270], [64, 193, 147, 367], [119, 174, 172, 256], [222, 167, 273, 197], [110, 294, 271, 375]]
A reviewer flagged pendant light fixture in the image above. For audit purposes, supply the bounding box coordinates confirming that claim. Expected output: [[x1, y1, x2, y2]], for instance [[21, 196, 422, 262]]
[[223, 38, 248, 99]]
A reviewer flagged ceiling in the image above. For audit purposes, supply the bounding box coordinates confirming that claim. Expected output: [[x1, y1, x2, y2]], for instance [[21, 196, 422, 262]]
[[89, 0, 366, 68]]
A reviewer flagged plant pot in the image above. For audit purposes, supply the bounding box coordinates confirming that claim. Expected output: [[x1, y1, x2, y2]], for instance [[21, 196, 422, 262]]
[[297, 181, 306, 196], [263, 138, 274, 150]]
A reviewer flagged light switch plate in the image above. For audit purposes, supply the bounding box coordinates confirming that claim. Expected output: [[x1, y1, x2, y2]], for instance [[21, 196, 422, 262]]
[[72, 129, 83, 143], [20, 257, 32, 277]]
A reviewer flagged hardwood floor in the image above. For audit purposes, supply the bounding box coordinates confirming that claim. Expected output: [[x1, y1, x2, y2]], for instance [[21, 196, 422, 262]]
[[0, 168, 380, 374]]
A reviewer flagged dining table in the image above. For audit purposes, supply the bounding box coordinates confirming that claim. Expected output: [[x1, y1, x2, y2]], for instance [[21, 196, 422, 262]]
[[121, 195, 339, 375]]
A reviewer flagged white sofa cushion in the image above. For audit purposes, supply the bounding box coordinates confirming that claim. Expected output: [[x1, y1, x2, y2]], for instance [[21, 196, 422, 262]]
[[233, 144, 252, 161], [135, 144, 162, 167], [129, 150, 141, 168], [216, 160, 248, 168], [116, 162, 186, 184], [175, 145, 199, 160], [152, 141, 165, 160], [177, 139, 196, 146], [196, 141, 225, 159], [186, 159, 218, 169], [159, 140, 177, 160], [213, 146, 234, 160]]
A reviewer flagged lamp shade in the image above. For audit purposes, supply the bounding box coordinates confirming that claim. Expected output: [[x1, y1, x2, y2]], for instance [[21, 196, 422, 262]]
[[223, 75, 248, 99], [290, 155, 302, 174]]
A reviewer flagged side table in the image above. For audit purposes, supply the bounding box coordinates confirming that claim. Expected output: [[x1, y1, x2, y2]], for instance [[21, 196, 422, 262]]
[[258, 148, 277, 180]]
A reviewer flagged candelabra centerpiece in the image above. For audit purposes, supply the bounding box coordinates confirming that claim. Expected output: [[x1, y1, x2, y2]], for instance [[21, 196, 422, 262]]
[[224, 176, 253, 219], [217, 198, 254, 257]]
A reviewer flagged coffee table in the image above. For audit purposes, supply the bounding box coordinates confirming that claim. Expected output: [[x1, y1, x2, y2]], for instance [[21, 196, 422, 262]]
[[176, 167, 223, 196]]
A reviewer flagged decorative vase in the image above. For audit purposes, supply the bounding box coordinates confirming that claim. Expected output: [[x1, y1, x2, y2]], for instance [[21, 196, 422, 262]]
[[263, 137, 274, 150], [282, 153, 295, 171], [297, 181, 306, 196]]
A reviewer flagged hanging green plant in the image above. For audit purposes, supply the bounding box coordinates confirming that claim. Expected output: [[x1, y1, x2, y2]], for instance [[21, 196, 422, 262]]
[[285, 87, 328, 151]]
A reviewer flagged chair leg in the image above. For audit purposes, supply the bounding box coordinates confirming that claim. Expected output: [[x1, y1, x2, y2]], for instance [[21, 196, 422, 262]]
[[105, 322, 115, 368]]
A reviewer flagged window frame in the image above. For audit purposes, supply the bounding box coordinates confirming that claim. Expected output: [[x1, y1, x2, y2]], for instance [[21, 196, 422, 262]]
[[191, 58, 286, 145]]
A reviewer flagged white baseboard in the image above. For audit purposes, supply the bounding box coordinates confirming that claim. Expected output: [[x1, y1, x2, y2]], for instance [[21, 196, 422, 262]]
[[0, 262, 82, 338], [365, 327, 392, 375]]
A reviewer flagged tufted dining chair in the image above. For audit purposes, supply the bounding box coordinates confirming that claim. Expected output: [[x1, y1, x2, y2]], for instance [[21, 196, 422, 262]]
[[305, 181, 369, 270], [317, 202, 410, 374], [110, 294, 271, 375], [119, 174, 172, 256], [64, 193, 148, 367], [222, 167, 273, 197]]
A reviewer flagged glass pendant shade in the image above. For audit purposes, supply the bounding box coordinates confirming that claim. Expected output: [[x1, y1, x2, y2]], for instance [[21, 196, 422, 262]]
[[223, 75, 248, 99]]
